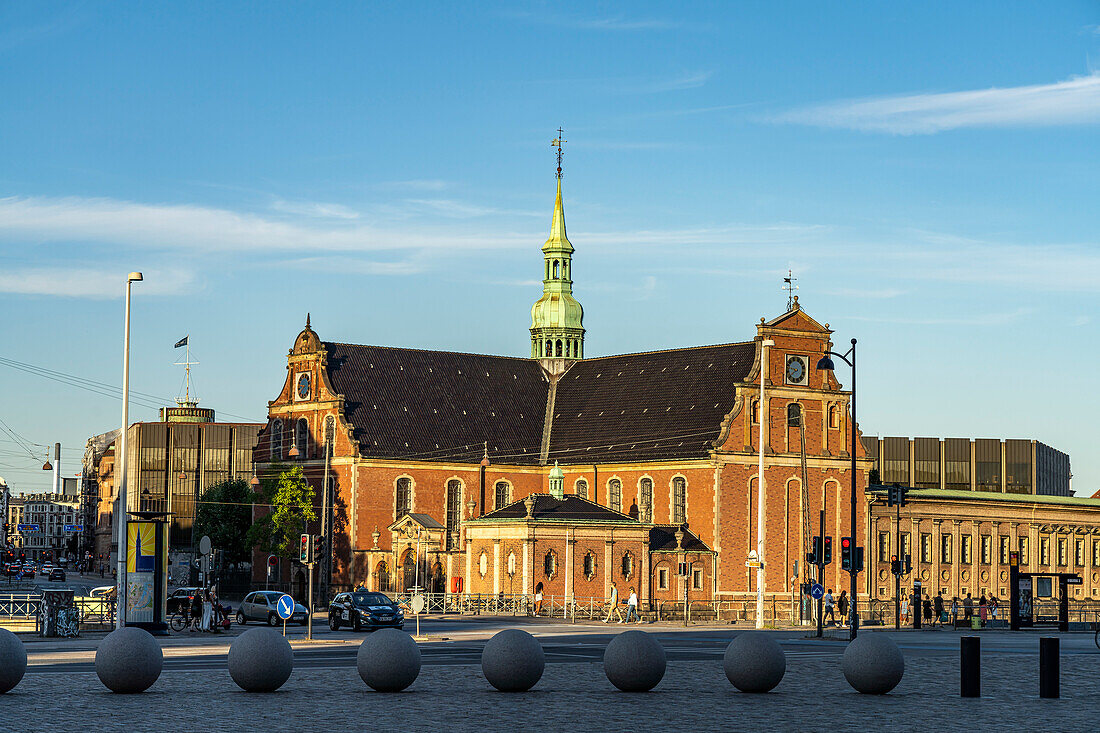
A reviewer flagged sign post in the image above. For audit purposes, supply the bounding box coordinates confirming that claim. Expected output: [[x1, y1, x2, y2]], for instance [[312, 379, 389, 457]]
[[276, 593, 294, 637], [411, 594, 425, 638]]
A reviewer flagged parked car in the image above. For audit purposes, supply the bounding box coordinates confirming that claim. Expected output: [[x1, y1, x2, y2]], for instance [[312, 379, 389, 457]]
[[328, 591, 404, 631], [47, 568, 66, 582], [236, 591, 308, 626], [167, 587, 202, 615]]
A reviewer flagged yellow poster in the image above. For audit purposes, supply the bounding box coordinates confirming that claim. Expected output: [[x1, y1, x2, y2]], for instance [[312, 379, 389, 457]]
[[127, 522, 156, 573]]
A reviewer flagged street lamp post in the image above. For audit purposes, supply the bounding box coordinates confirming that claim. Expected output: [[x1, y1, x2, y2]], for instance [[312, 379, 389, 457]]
[[816, 338, 858, 640], [115, 271, 142, 629], [756, 338, 774, 629]]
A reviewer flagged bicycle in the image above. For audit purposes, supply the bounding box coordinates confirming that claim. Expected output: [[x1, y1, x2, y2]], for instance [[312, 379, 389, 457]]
[[169, 607, 194, 632]]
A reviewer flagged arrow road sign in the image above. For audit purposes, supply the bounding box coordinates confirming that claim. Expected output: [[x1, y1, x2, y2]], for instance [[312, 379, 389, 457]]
[[276, 594, 295, 620]]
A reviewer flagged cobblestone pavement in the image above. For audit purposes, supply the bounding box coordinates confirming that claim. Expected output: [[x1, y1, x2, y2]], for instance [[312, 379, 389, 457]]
[[5, 649, 1097, 731]]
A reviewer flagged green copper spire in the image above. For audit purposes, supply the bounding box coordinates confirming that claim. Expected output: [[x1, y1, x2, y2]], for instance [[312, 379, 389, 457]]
[[531, 131, 584, 361]]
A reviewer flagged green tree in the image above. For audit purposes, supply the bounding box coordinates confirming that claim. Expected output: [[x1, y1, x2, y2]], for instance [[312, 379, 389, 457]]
[[247, 465, 317, 559], [194, 478, 255, 566]]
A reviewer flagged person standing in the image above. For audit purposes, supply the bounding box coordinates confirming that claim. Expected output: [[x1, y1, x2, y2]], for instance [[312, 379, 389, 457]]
[[963, 593, 974, 623], [978, 593, 988, 626], [823, 589, 835, 626], [189, 589, 203, 632], [900, 591, 909, 625], [933, 592, 945, 627], [533, 582, 544, 617], [923, 596, 933, 626], [951, 597, 960, 629], [988, 595, 999, 623], [625, 586, 639, 623], [837, 590, 849, 628]]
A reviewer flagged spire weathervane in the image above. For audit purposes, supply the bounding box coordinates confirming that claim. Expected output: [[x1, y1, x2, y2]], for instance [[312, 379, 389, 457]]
[[783, 269, 799, 311], [551, 128, 566, 179]]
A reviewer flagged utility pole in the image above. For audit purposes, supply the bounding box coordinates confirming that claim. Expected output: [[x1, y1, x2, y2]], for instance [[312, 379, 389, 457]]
[[816, 510, 825, 638], [115, 271, 142, 629]]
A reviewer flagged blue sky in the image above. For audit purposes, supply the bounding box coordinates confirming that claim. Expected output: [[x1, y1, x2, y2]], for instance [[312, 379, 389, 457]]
[[1, 2, 1099, 493]]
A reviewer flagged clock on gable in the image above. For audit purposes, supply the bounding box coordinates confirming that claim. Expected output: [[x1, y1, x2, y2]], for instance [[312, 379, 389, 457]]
[[785, 355, 808, 386], [295, 372, 311, 401]]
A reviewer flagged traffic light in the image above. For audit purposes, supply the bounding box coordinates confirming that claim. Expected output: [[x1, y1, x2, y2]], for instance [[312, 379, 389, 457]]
[[887, 484, 908, 508], [299, 533, 311, 563], [853, 546, 864, 573], [904, 554, 912, 575], [314, 535, 326, 559], [890, 555, 900, 575], [808, 535, 821, 565], [823, 537, 832, 565], [840, 537, 852, 571]]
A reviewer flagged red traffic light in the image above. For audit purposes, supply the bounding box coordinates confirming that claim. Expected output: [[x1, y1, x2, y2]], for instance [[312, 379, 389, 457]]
[[841, 537, 852, 549]]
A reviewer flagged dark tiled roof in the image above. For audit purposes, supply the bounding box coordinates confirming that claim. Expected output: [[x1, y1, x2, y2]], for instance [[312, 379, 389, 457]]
[[475, 494, 638, 522], [324, 342, 548, 463], [549, 342, 755, 463], [649, 525, 712, 552], [323, 340, 755, 465], [404, 513, 444, 529]]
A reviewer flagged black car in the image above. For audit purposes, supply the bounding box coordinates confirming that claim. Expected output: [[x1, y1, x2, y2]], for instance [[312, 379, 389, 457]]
[[48, 568, 66, 581], [329, 591, 404, 631], [167, 587, 202, 615]]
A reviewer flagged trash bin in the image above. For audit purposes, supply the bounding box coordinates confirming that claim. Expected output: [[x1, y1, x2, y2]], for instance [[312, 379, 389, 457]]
[[41, 589, 77, 637]]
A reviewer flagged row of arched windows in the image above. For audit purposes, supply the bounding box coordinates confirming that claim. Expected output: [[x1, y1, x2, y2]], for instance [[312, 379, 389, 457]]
[[546, 258, 570, 280], [538, 337, 582, 359], [269, 417, 334, 460], [749, 400, 842, 429]]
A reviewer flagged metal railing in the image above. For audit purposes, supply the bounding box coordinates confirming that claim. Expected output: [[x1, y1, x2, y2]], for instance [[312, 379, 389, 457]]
[[0, 593, 116, 634]]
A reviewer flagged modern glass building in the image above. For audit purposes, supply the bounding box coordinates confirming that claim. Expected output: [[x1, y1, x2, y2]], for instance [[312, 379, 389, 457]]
[[861, 437, 1071, 496]]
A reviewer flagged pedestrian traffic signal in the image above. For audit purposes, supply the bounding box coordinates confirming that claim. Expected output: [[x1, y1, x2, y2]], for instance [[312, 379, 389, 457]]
[[823, 536, 832, 565], [840, 537, 852, 571], [299, 533, 311, 563]]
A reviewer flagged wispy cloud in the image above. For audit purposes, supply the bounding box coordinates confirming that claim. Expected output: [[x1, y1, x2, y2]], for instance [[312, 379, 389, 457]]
[[377, 179, 449, 191], [404, 199, 541, 219], [270, 199, 360, 220], [0, 266, 193, 298], [773, 72, 1100, 134], [276, 256, 425, 276]]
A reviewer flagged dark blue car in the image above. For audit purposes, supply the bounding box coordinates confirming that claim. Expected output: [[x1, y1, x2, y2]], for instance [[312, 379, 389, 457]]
[[328, 591, 404, 631]]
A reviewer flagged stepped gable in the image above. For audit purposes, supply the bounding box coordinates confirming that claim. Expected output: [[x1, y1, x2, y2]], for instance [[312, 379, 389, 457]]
[[547, 342, 757, 463], [323, 342, 549, 464]]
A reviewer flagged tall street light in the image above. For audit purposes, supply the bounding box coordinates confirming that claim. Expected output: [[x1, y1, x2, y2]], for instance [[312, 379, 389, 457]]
[[816, 338, 858, 641], [756, 338, 775, 629], [115, 271, 142, 628]]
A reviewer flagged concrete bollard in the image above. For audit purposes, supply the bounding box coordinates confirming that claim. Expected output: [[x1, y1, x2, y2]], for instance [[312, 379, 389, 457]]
[[960, 636, 980, 698]]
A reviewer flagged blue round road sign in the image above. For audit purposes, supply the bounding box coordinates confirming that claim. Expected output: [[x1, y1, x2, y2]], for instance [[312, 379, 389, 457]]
[[810, 583, 825, 600], [276, 594, 295, 620]]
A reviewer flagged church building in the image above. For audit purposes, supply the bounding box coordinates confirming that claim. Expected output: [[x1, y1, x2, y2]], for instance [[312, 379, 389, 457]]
[[254, 149, 869, 620]]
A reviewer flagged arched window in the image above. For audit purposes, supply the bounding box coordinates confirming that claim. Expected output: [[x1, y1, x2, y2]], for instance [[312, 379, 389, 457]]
[[575, 479, 588, 499], [545, 260, 550, 279], [478, 552, 488, 577], [295, 417, 309, 458], [583, 551, 597, 580], [544, 550, 557, 578], [553, 260, 560, 278], [555, 339, 563, 357], [545, 339, 552, 357], [445, 479, 462, 550], [621, 552, 634, 580], [507, 551, 517, 577], [672, 477, 687, 524], [750, 400, 759, 424], [609, 478, 622, 512], [639, 478, 653, 523], [270, 420, 282, 460], [829, 404, 840, 429], [323, 415, 335, 448], [494, 480, 511, 510], [787, 403, 802, 427], [395, 477, 411, 519], [376, 561, 390, 593]]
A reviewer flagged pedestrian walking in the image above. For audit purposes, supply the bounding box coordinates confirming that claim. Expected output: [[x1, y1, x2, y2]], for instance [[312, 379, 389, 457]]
[[189, 589, 203, 632], [625, 586, 639, 623], [963, 593, 974, 622], [978, 593, 988, 626], [604, 582, 624, 623], [823, 589, 835, 626], [988, 595, 999, 622], [533, 582, 544, 617], [951, 597, 960, 629], [923, 596, 933, 625], [837, 590, 849, 628], [933, 592, 945, 627], [899, 592, 909, 624]]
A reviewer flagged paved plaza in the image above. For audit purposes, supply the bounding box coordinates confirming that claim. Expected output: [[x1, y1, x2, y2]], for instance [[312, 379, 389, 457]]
[[6, 621, 1098, 731]]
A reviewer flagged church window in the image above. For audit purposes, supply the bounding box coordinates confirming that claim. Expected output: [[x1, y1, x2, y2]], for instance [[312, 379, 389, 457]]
[[692, 568, 703, 590], [639, 478, 653, 523], [555, 339, 563, 357], [583, 551, 596, 580], [295, 418, 309, 458], [376, 561, 391, 592], [750, 400, 759, 424], [478, 552, 488, 578], [575, 479, 588, 499], [657, 566, 669, 590], [395, 478, 411, 519], [494, 481, 511, 510], [445, 479, 462, 551], [270, 420, 282, 460], [507, 551, 517, 577], [609, 479, 622, 512], [671, 477, 687, 524], [621, 552, 634, 580], [787, 403, 802, 427], [553, 260, 560, 278], [565, 341, 571, 358], [545, 340, 552, 357], [828, 405, 840, 429], [544, 550, 557, 578]]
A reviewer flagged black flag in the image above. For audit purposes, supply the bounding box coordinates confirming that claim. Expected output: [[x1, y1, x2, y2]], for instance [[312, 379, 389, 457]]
[[174, 336, 188, 348]]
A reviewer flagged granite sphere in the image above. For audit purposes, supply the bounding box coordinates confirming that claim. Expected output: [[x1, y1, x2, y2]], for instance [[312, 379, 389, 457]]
[[228, 627, 293, 692], [842, 633, 904, 694], [603, 630, 666, 692], [480, 628, 545, 691], [0, 628, 27, 693], [94, 627, 163, 693], [723, 632, 786, 693], [357, 628, 421, 692]]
